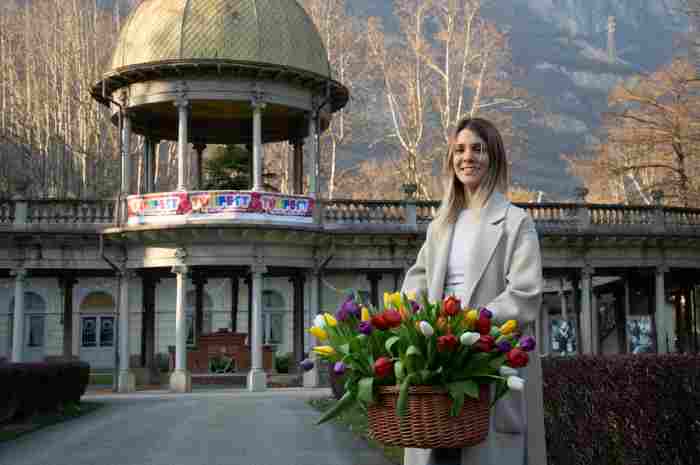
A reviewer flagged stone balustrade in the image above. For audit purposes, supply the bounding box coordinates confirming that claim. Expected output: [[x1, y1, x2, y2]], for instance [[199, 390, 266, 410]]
[[1, 195, 699, 237]]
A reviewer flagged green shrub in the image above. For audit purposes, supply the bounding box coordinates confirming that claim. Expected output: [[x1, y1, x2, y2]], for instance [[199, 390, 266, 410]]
[[208, 356, 234, 373], [275, 352, 292, 374]]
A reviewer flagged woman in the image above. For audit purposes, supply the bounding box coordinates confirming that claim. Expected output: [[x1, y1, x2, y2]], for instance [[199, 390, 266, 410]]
[[402, 117, 545, 465]]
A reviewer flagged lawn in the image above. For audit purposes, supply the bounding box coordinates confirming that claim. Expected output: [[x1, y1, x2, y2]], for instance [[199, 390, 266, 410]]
[[0, 402, 103, 443], [308, 397, 404, 465]]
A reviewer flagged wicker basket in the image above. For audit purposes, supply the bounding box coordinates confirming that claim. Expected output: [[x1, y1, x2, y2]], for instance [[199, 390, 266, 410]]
[[367, 384, 489, 449]]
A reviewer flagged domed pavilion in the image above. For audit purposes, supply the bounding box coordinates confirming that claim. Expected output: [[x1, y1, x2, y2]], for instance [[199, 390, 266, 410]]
[[91, 0, 349, 393]]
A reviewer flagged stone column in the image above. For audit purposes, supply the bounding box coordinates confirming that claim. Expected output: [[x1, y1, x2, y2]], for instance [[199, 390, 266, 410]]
[[170, 249, 191, 393], [247, 262, 267, 392], [174, 98, 189, 191], [121, 114, 132, 195], [655, 266, 669, 353], [11, 268, 27, 362], [580, 266, 594, 354], [303, 269, 321, 388], [251, 95, 266, 192], [192, 143, 206, 190], [60, 275, 77, 358], [118, 270, 136, 393]]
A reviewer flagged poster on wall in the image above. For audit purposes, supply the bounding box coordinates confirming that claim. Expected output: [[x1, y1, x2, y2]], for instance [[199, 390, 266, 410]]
[[626, 315, 655, 354], [550, 319, 577, 355]]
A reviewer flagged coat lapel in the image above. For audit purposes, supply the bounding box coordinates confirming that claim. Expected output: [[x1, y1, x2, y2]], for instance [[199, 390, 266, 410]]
[[429, 222, 454, 303], [461, 192, 509, 308]]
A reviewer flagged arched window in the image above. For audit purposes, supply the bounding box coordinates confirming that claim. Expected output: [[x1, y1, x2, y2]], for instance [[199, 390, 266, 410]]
[[262, 290, 285, 347], [9, 292, 47, 349], [185, 290, 213, 345]]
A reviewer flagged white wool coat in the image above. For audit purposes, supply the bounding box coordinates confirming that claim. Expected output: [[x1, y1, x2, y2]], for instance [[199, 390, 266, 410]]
[[401, 192, 547, 465]]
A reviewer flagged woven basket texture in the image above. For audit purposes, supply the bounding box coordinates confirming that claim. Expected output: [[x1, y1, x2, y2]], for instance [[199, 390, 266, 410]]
[[367, 385, 489, 449]]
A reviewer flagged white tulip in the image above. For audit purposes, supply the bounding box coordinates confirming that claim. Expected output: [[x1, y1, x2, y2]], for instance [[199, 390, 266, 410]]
[[460, 332, 481, 346], [419, 321, 434, 337], [314, 314, 327, 329], [499, 366, 519, 377], [507, 376, 525, 391]]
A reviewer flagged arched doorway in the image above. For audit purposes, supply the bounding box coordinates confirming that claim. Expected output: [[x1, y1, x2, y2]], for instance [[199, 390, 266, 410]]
[[79, 291, 116, 369], [9, 292, 47, 362]]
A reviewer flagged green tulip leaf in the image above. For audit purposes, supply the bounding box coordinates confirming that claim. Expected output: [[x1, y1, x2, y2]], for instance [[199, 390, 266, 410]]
[[397, 373, 416, 418], [385, 336, 401, 356], [316, 390, 356, 425], [489, 354, 507, 369], [358, 377, 375, 405], [394, 360, 405, 382]]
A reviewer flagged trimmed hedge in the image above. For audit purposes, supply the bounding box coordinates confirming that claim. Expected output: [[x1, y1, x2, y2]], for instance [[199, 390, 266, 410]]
[[0, 361, 90, 424], [543, 355, 700, 465]]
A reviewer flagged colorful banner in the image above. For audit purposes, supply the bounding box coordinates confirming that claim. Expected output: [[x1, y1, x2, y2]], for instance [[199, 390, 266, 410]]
[[127, 191, 314, 225]]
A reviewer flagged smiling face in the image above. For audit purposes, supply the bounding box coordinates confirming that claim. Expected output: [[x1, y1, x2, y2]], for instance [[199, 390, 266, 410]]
[[452, 128, 490, 194]]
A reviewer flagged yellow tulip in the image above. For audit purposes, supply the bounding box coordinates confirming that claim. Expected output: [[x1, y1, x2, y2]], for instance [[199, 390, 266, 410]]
[[466, 309, 479, 328], [384, 292, 402, 310], [323, 313, 337, 327], [312, 346, 336, 356], [406, 290, 417, 301], [308, 326, 328, 341], [361, 306, 371, 322], [500, 320, 518, 336]]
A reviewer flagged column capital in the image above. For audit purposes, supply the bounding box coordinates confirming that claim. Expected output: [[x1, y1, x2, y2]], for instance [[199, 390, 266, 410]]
[[656, 265, 670, 275], [250, 263, 268, 275], [10, 268, 27, 280], [174, 97, 189, 109], [581, 266, 594, 279], [172, 264, 190, 276]]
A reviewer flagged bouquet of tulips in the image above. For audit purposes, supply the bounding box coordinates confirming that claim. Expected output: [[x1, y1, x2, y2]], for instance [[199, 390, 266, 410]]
[[302, 291, 536, 425]]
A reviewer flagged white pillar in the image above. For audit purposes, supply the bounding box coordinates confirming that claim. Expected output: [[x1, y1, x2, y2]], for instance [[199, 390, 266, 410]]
[[251, 96, 266, 192], [175, 98, 189, 191], [580, 267, 594, 354], [655, 266, 668, 354], [303, 269, 321, 388], [118, 271, 136, 393], [170, 248, 192, 393], [247, 263, 267, 392], [121, 114, 132, 195], [11, 268, 27, 362]]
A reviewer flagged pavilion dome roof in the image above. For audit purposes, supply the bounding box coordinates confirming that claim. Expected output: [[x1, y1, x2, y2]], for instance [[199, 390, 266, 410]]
[[110, 0, 331, 78]]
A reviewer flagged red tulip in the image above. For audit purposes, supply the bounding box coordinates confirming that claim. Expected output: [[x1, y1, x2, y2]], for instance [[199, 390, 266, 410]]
[[474, 335, 495, 352], [371, 314, 389, 331], [506, 348, 529, 368], [437, 334, 459, 352], [383, 310, 403, 328], [442, 295, 461, 317], [374, 357, 394, 378], [476, 315, 491, 335]]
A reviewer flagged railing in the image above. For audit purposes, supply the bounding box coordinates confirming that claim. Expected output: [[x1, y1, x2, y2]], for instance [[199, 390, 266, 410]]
[[27, 200, 116, 224], [323, 200, 406, 225], [1, 197, 699, 237]]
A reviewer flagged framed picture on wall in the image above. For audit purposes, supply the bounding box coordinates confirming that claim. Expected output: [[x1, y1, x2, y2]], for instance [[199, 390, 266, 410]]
[[626, 315, 655, 354], [551, 319, 577, 355]]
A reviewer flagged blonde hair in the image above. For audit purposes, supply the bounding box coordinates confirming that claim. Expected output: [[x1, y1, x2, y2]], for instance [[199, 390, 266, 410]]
[[432, 117, 509, 235]]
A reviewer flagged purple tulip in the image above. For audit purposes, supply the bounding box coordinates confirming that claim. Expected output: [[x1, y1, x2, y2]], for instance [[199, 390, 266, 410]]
[[337, 297, 360, 321], [410, 300, 421, 313], [333, 361, 346, 375], [497, 340, 513, 353], [300, 358, 314, 372], [358, 321, 373, 335], [519, 336, 536, 352], [479, 308, 493, 319]]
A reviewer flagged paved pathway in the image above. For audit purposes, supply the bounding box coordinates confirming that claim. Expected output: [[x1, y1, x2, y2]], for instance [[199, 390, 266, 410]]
[[0, 388, 396, 465]]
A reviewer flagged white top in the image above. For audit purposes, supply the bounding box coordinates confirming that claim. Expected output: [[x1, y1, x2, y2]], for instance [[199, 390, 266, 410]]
[[445, 209, 480, 298]]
